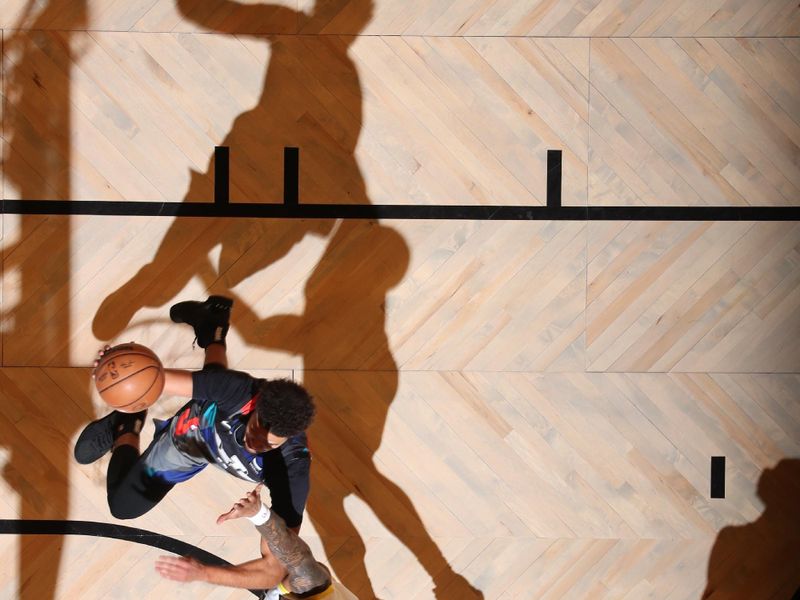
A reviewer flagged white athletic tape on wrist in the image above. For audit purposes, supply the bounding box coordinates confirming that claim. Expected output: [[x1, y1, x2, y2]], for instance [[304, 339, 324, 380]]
[[247, 503, 271, 525]]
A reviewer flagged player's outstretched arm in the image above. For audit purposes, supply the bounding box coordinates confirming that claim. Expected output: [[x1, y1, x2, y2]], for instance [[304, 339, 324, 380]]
[[155, 554, 283, 589], [254, 511, 330, 593], [162, 368, 194, 397], [218, 485, 332, 594]]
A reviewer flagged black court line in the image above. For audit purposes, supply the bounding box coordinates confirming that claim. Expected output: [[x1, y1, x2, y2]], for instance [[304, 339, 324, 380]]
[[2, 200, 798, 221], [0, 519, 263, 597], [284, 146, 299, 206], [1, 146, 798, 220], [546, 149, 562, 209], [711, 456, 726, 499], [214, 146, 230, 205]]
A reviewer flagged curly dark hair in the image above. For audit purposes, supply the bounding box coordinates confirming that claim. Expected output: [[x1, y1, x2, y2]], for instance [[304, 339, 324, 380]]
[[255, 378, 315, 437]]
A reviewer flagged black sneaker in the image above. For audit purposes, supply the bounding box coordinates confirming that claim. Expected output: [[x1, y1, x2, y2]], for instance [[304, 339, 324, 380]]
[[169, 295, 233, 348], [74, 410, 147, 465]]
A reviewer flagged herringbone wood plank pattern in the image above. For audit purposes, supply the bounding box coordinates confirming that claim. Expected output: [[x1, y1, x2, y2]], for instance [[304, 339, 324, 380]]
[[590, 38, 800, 206], [587, 221, 800, 372]]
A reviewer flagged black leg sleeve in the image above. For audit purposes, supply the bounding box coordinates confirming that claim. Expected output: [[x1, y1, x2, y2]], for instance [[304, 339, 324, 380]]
[[106, 445, 174, 520]]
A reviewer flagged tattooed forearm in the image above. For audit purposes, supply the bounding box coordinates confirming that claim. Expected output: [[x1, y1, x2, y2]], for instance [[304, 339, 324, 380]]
[[255, 512, 331, 593]]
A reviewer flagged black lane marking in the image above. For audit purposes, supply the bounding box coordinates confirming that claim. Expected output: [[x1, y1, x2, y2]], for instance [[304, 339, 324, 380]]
[[284, 146, 299, 206], [589, 205, 800, 221], [2, 200, 798, 221], [711, 456, 726, 498], [214, 146, 230, 205], [547, 149, 562, 209], [2, 146, 797, 221], [0, 519, 263, 597]]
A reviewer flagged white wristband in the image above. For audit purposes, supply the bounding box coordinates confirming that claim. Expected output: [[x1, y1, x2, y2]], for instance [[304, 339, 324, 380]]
[[247, 503, 271, 526]]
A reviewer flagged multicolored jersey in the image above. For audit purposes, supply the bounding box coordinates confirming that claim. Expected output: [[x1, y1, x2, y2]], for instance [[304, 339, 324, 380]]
[[166, 367, 311, 528]]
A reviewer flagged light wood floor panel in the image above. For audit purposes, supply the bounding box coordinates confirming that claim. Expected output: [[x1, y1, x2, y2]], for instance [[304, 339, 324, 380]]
[[2, 0, 799, 36], [589, 38, 800, 207], [587, 220, 800, 372], [3, 217, 587, 371], [6, 217, 799, 374], [3, 32, 587, 206], [7, 31, 798, 209], [2, 368, 798, 598], [0, 534, 269, 599]]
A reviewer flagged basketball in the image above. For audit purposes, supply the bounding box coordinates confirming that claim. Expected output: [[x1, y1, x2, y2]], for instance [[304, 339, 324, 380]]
[[94, 343, 165, 413]]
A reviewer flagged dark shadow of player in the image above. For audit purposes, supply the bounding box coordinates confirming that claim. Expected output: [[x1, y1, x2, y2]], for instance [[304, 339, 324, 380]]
[[91, 0, 378, 338], [89, 0, 483, 597], [1, 1, 90, 599], [701, 458, 800, 599], [228, 218, 483, 599]]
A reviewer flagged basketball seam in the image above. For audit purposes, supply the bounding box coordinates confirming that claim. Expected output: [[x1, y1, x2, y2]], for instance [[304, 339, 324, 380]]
[[139, 369, 165, 404], [95, 363, 160, 393], [97, 365, 163, 408], [95, 353, 162, 393], [114, 371, 164, 411], [96, 351, 161, 365]]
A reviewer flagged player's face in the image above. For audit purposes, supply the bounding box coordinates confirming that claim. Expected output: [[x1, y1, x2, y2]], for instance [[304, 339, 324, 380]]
[[244, 413, 287, 453]]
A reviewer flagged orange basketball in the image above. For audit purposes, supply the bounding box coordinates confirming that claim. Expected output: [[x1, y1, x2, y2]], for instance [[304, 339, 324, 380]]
[[94, 343, 165, 413]]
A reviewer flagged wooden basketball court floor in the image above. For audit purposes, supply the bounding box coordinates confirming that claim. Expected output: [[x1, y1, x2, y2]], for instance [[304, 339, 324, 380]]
[[1, 0, 799, 598]]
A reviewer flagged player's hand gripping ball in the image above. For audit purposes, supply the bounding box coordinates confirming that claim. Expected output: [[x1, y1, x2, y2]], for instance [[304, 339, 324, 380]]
[[93, 343, 165, 413]]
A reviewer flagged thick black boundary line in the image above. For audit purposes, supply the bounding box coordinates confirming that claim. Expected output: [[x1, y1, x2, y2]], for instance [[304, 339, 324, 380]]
[[2, 148, 798, 220], [3, 201, 799, 221], [0, 519, 263, 597]]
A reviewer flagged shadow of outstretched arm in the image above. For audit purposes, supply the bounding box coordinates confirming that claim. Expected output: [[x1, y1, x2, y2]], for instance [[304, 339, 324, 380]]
[[176, 0, 300, 35]]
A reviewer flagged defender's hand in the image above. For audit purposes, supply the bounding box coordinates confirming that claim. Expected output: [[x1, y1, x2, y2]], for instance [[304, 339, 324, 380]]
[[154, 555, 206, 582], [217, 484, 264, 524]]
